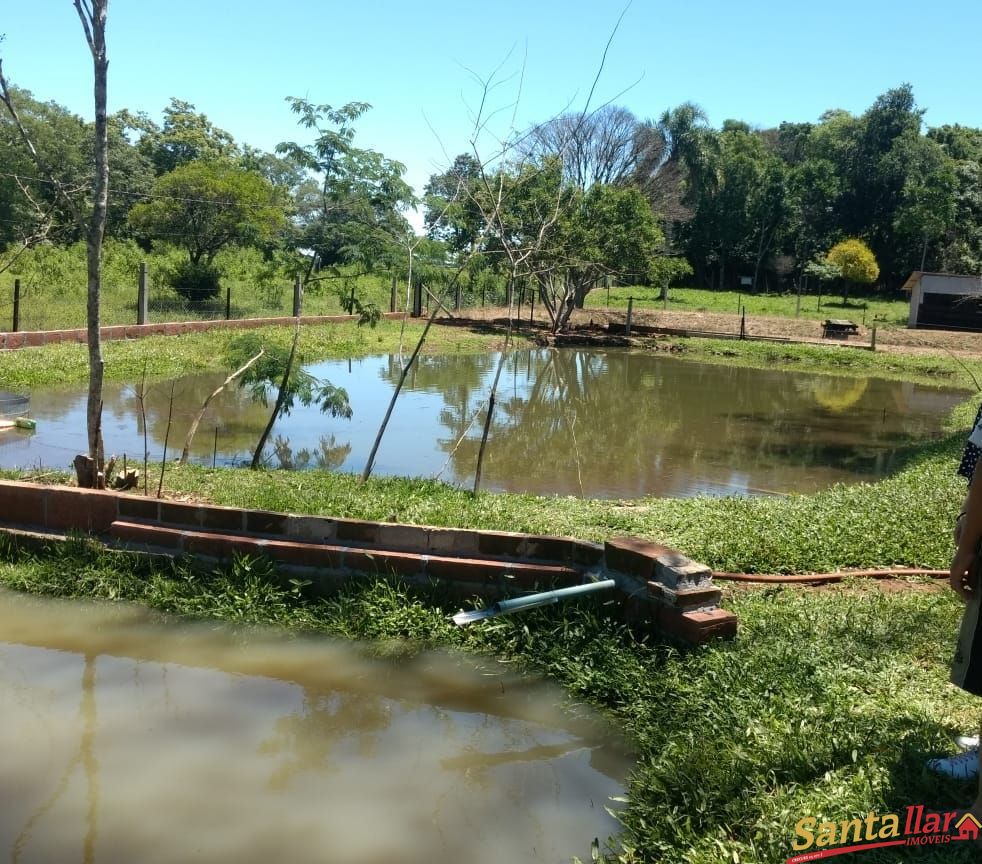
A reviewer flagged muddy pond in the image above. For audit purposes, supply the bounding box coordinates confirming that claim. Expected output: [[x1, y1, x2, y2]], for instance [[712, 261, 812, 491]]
[[0, 348, 966, 497], [0, 590, 631, 863]]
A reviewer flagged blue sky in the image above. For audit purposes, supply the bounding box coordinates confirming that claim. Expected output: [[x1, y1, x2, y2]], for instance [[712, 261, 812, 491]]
[[3, 0, 981, 224]]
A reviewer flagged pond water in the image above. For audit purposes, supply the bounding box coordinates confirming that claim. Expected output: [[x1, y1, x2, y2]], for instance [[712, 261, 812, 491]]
[[0, 590, 631, 864], [0, 348, 967, 497]]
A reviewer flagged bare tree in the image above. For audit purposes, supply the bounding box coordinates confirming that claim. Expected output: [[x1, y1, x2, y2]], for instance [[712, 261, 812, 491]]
[[526, 104, 661, 190], [0, 1, 110, 486]]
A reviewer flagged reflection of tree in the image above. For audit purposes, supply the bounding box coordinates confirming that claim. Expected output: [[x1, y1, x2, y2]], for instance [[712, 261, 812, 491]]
[[429, 348, 954, 497], [119, 373, 272, 459], [270, 434, 352, 470], [381, 353, 498, 446], [12, 654, 99, 864], [258, 686, 393, 791]]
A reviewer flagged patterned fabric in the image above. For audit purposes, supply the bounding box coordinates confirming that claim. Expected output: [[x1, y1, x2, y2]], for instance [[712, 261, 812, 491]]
[[958, 403, 982, 481]]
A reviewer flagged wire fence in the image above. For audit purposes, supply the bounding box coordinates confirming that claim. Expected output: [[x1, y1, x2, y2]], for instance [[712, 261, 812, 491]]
[[0, 265, 526, 333]]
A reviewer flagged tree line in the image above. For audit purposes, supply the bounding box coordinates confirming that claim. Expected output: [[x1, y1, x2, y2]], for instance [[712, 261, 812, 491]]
[[425, 86, 981, 299], [2, 80, 980, 315]]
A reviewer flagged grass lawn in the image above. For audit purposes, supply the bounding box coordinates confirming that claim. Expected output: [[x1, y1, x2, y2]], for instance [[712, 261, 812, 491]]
[[586, 285, 911, 328]]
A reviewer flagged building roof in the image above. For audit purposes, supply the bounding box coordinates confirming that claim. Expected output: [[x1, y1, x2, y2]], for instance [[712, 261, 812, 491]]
[[902, 271, 982, 291]]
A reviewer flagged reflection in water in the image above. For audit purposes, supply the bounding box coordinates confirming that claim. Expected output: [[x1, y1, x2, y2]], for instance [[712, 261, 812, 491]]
[[0, 348, 967, 497], [0, 590, 630, 864]]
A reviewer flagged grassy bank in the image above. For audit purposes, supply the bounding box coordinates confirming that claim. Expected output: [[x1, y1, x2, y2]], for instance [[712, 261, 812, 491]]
[[2, 317, 980, 393], [0, 319, 532, 390], [0, 539, 977, 863]]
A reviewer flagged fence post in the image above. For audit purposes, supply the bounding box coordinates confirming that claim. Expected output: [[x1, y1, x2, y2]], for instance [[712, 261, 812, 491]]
[[740, 306, 746, 339], [412, 279, 423, 317], [390, 276, 397, 314], [137, 263, 148, 325], [292, 275, 303, 317], [870, 326, 877, 352], [454, 282, 461, 311], [225, 282, 232, 320], [625, 297, 633, 336], [12, 278, 20, 333]]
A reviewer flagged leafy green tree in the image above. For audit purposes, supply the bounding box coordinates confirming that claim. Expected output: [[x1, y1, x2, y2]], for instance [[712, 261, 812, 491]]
[[137, 98, 239, 175], [424, 153, 485, 253], [478, 158, 663, 331], [0, 85, 92, 256], [128, 162, 287, 268], [276, 98, 415, 275]]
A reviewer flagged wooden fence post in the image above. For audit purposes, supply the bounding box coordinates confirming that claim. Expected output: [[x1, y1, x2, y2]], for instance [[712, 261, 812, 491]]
[[390, 276, 397, 313], [12, 278, 20, 332], [292, 275, 303, 317], [137, 263, 148, 325], [625, 297, 633, 336]]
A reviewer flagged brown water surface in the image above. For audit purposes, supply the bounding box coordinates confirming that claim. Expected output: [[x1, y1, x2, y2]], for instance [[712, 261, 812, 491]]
[[0, 348, 966, 497], [0, 590, 630, 863]]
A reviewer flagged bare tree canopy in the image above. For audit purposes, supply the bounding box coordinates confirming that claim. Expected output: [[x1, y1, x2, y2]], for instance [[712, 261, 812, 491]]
[[526, 105, 665, 190]]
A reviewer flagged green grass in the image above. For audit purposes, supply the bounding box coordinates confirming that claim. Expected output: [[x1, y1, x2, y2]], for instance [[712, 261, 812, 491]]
[[0, 319, 531, 391], [3, 314, 979, 395], [587, 285, 911, 327], [0, 240, 507, 332], [157, 399, 971, 576], [667, 336, 981, 387], [0, 538, 978, 863]]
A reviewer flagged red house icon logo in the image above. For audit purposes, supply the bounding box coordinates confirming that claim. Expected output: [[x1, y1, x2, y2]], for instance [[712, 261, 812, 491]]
[[955, 813, 982, 842]]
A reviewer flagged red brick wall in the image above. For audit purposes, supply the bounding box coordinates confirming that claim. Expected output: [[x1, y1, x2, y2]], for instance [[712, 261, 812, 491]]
[[0, 480, 736, 643]]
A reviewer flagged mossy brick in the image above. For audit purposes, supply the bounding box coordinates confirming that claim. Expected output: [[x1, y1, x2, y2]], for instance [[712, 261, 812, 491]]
[[283, 516, 338, 543], [648, 581, 722, 610], [427, 527, 480, 556], [653, 553, 713, 589]]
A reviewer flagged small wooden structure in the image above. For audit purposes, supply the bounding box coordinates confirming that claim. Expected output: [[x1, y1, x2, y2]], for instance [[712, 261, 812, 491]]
[[822, 319, 859, 339]]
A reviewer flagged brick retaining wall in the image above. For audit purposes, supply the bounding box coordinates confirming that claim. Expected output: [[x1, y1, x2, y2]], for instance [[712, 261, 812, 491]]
[[0, 480, 737, 644]]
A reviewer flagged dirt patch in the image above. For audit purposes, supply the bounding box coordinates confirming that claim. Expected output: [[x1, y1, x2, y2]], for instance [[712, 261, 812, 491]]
[[447, 306, 982, 359]]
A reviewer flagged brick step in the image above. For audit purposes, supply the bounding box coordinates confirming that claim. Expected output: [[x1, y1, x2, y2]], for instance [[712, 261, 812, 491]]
[[108, 520, 585, 589]]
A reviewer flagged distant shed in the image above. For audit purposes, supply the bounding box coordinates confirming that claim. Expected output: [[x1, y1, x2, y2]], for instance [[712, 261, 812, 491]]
[[903, 271, 982, 331]]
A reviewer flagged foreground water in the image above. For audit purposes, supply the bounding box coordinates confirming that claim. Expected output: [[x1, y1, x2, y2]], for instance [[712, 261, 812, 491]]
[[0, 348, 966, 496], [0, 590, 630, 863]]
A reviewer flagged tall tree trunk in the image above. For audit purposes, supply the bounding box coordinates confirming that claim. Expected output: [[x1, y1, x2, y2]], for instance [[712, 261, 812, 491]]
[[76, 0, 110, 484]]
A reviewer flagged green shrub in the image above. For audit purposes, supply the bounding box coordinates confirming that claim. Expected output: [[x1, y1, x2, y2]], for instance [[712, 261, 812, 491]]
[[168, 260, 222, 303]]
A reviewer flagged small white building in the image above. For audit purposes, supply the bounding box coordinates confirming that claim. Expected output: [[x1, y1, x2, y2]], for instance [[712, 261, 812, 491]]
[[903, 271, 982, 331]]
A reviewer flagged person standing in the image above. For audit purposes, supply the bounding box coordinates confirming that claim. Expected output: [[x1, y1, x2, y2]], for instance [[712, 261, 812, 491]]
[[928, 402, 982, 780]]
